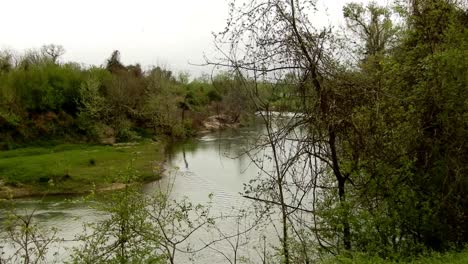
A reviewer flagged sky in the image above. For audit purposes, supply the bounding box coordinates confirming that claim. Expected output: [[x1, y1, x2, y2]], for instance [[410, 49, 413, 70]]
[[0, 0, 388, 77]]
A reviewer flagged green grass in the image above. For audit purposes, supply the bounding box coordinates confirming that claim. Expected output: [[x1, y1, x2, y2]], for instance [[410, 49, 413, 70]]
[[324, 248, 468, 264], [0, 141, 165, 196], [409, 250, 468, 264]]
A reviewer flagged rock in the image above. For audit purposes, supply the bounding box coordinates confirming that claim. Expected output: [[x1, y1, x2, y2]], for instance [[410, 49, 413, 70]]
[[98, 125, 116, 145], [101, 137, 116, 145], [202, 115, 239, 131]]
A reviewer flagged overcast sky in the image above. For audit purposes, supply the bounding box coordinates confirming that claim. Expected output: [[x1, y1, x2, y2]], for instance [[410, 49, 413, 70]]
[[0, 0, 388, 77]]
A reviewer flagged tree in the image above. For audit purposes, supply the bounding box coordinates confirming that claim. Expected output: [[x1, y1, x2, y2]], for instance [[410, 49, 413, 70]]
[[0, 200, 60, 264], [144, 192, 215, 264], [69, 186, 164, 263], [40, 44, 65, 64], [177, 71, 190, 85], [377, 0, 468, 250], [0, 50, 14, 74], [211, 0, 356, 259], [212, 0, 467, 260], [343, 2, 398, 58], [105, 50, 126, 74], [70, 169, 237, 264]]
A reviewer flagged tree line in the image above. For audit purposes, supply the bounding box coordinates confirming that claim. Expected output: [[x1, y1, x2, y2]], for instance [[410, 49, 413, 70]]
[[0, 47, 253, 149]]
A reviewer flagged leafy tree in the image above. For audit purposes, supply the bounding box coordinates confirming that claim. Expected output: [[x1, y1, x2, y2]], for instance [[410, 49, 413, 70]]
[[212, 0, 467, 261], [343, 2, 399, 58], [69, 186, 164, 264], [376, 0, 468, 251], [105, 50, 126, 74], [0, 50, 14, 74]]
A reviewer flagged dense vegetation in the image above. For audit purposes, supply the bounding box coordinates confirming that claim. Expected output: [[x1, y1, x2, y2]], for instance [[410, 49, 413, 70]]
[[0, 0, 466, 263], [0, 48, 253, 149], [0, 46, 256, 195], [213, 0, 467, 262]]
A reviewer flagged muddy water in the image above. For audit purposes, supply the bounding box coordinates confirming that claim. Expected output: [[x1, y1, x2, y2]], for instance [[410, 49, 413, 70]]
[[1, 119, 276, 263]]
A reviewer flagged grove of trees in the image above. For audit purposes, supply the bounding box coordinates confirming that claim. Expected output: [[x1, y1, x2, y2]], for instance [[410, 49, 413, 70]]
[[0, 47, 254, 149], [211, 0, 467, 262]]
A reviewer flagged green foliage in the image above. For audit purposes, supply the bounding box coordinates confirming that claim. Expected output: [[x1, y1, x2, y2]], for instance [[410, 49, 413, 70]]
[[343, 2, 399, 57], [0, 44, 256, 146], [69, 177, 215, 264], [69, 186, 165, 264], [323, 248, 468, 264], [1, 1, 465, 260], [315, 0, 468, 258], [217, 0, 467, 262], [3, 62, 83, 113], [368, 1, 468, 252], [206, 89, 222, 102], [77, 75, 109, 137], [0, 47, 255, 145], [0, 199, 60, 264]]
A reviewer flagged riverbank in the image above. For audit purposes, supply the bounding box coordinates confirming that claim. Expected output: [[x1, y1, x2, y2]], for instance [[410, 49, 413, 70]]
[[0, 113, 249, 199], [0, 140, 166, 198]]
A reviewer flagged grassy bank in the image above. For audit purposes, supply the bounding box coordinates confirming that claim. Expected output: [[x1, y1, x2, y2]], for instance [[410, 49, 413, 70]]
[[0, 140, 166, 198]]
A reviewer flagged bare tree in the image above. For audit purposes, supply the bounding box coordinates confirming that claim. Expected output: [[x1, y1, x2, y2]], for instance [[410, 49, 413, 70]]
[[144, 191, 215, 264], [40, 44, 65, 64], [207, 0, 373, 260], [0, 202, 60, 264]]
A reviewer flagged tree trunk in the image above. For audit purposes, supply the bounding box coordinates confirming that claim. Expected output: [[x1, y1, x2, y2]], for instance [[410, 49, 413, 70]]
[[329, 128, 351, 250]]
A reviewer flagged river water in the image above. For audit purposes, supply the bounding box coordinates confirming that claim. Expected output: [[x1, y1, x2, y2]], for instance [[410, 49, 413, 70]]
[[1, 119, 279, 263]]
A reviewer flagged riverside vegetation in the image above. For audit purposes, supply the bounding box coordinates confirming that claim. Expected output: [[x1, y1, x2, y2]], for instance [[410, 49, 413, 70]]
[[0, 48, 255, 196], [1, 0, 468, 263]]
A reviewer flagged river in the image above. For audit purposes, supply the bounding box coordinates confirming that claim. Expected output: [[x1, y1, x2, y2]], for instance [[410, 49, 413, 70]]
[[1, 119, 278, 263]]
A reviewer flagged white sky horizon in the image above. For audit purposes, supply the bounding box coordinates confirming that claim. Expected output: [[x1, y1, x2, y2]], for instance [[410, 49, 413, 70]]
[[0, 0, 388, 77]]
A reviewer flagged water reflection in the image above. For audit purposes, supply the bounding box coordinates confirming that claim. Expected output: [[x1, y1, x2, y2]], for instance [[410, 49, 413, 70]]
[[144, 120, 272, 263], [1, 119, 271, 263]]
